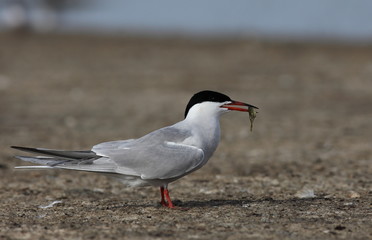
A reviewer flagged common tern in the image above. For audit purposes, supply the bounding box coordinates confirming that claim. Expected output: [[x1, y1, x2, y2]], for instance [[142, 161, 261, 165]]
[[12, 90, 258, 208]]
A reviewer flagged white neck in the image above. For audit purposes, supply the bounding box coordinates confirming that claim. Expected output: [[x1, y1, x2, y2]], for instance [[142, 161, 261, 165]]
[[185, 102, 225, 122], [182, 102, 226, 159]]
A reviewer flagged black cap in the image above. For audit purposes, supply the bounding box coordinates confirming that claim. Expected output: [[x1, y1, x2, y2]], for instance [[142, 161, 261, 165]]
[[184, 90, 231, 118]]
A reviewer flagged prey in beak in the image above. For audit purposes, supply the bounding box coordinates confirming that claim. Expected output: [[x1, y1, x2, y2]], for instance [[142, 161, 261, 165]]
[[221, 100, 259, 131]]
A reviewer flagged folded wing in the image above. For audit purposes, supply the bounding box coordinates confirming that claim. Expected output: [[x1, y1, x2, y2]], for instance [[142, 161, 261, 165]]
[[13, 127, 204, 180], [96, 141, 204, 179]]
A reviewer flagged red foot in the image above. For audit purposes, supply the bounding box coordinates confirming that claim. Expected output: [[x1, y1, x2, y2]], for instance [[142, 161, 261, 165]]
[[159, 186, 175, 209]]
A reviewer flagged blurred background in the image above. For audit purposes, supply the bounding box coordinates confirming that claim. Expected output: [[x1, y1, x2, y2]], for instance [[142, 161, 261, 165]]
[[0, 1, 371, 239], [1, 0, 371, 184], [1, 0, 372, 42], [1, 0, 372, 180]]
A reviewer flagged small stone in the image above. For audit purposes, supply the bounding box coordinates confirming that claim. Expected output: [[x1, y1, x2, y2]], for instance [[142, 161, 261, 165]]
[[348, 191, 360, 198], [295, 189, 316, 199]]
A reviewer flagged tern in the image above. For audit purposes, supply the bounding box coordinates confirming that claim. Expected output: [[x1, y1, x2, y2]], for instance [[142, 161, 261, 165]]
[[12, 90, 258, 208]]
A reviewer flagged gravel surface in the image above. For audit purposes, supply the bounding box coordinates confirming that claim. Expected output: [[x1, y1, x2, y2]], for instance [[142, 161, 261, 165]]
[[0, 33, 371, 240]]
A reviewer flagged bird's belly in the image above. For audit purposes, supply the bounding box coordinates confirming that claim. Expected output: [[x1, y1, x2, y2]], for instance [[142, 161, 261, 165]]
[[103, 173, 176, 187]]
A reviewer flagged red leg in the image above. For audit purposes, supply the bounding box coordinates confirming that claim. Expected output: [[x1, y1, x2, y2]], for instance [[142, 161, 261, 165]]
[[163, 188, 175, 208], [159, 186, 187, 210], [160, 186, 168, 207]]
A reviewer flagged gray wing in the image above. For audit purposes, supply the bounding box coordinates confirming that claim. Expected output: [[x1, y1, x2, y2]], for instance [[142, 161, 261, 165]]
[[95, 141, 204, 179], [93, 126, 205, 179], [92, 139, 134, 152], [14, 126, 204, 180]]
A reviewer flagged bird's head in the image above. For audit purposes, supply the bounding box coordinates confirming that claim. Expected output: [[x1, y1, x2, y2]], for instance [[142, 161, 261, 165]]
[[184, 90, 258, 119]]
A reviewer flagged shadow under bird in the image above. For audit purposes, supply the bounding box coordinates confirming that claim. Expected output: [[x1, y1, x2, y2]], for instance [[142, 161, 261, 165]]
[[12, 90, 258, 209]]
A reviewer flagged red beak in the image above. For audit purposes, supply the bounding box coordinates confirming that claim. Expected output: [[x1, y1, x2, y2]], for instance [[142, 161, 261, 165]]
[[221, 100, 258, 112]]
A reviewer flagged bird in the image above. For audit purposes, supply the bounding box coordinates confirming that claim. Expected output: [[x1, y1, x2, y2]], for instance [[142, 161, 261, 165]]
[[12, 90, 258, 209]]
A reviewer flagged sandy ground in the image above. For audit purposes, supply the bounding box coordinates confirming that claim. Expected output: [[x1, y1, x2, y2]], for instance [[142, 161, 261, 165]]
[[0, 33, 371, 240]]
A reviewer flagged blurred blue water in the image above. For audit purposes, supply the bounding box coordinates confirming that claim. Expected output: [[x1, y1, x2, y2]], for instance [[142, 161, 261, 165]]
[[2, 0, 372, 42]]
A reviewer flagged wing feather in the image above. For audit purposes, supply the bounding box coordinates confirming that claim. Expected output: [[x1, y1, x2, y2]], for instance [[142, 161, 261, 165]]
[[91, 126, 204, 180], [13, 125, 204, 180], [92, 139, 134, 153], [96, 141, 204, 180]]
